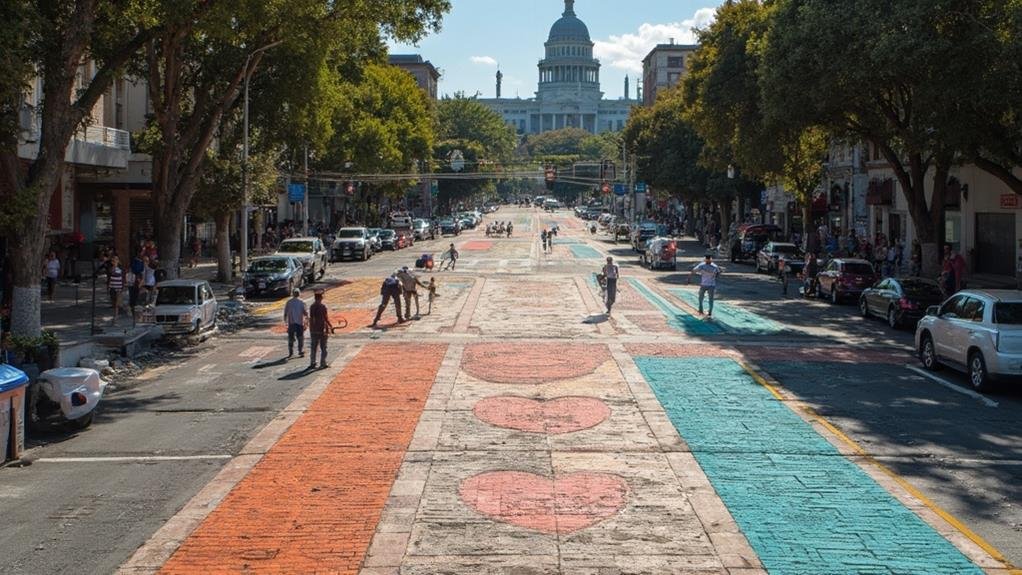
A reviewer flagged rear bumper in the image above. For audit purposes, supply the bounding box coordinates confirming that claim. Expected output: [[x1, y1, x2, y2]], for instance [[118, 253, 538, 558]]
[[986, 350, 1022, 379]]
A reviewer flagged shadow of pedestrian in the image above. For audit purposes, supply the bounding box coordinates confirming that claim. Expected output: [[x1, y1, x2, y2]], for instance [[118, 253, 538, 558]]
[[252, 358, 288, 370], [582, 314, 609, 324], [278, 367, 317, 380]]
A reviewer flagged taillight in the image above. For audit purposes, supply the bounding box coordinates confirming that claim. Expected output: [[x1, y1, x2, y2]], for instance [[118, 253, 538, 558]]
[[898, 297, 916, 310]]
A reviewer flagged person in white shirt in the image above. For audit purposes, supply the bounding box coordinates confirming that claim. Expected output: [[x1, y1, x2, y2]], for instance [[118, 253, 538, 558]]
[[43, 251, 60, 302], [689, 254, 722, 317], [602, 256, 620, 315], [283, 289, 308, 358]]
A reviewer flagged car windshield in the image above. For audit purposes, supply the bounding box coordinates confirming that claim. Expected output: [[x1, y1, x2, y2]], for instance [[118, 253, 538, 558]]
[[993, 303, 1022, 324], [337, 229, 363, 238], [773, 245, 798, 254], [380, 230, 396, 238], [900, 280, 943, 298], [156, 286, 196, 306], [249, 259, 288, 273], [279, 241, 313, 253], [842, 263, 875, 275]]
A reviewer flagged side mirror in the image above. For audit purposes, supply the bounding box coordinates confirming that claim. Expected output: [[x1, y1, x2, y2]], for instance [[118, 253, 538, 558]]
[[926, 306, 939, 317]]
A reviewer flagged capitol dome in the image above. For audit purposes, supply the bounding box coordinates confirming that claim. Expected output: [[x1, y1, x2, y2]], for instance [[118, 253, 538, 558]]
[[548, 0, 590, 42]]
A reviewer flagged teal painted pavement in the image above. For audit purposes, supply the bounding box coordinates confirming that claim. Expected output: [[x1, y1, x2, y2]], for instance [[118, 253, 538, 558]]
[[636, 356, 982, 575], [626, 278, 724, 335], [668, 288, 786, 335], [569, 244, 603, 259], [553, 238, 582, 245]]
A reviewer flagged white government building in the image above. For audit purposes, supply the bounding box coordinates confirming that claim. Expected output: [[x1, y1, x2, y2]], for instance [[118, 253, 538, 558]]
[[478, 0, 634, 135]]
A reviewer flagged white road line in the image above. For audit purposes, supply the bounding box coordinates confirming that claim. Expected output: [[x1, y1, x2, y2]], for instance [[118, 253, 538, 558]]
[[34, 455, 233, 463], [904, 365, 999, 408]]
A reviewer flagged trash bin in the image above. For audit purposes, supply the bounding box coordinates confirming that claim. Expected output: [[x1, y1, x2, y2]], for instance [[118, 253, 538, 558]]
[[0, 364, 29, 463]]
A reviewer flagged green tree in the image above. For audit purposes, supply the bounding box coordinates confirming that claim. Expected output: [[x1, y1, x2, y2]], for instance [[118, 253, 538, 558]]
[[525, 128, 590, 157], [321, 63, 436, 223], [761, 0, 1003, 274], [0, 0, 159, 337], [434, 95, 516, 208], [142, 0, 449, 278]]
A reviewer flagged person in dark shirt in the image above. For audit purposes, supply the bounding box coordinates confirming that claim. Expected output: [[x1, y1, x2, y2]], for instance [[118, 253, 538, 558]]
[[308, 289, 333, 369], [371, 273, 404, 328]]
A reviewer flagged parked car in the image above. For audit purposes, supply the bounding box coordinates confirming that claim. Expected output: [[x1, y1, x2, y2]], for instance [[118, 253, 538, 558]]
[[412, 219, 434, 241], [332, 227, 372, 261], [860, 277, 945, 329], [243, 256, 304, 298], [756, 242, 801, 274], [916, 289, 1022, 391], [379, 229, 399, 250], [643, 237, 678, 270], [815, 258, 878, 304], [275, 237, 328, 282], [142, 279, 219, 335], [367, 228, 384, 253], [439, 218, 461, 236], [735, 224, 785, 262], [543, 198, 561, 211]]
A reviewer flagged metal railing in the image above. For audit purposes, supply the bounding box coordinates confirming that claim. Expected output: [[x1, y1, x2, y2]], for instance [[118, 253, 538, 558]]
[[77, 125, 131, 151]]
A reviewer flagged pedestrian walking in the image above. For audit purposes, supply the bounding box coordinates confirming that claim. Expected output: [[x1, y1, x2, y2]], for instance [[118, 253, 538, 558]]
[[189, 236, 201, 268], [308, 289, 333, 369], [446, 243, 459, 270], [43, 251, 60, 302], [142, 256, 157, 304], [371, 273, 405, 327], [283, 288, 308, 358], [689, 254, 722, 318], [602, 256, 619, 315], [507, 222, 513, 238], [397, 266, 428, 319]]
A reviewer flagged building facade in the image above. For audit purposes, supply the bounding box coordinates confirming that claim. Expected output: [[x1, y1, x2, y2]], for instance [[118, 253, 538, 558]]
[[388, 54, 441, 101], [478, 0, 633, 135], [641, 41, 699, 107]]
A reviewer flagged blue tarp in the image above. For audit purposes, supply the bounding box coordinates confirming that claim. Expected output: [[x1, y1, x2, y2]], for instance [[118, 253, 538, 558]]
[[0, 364, 29, 393]]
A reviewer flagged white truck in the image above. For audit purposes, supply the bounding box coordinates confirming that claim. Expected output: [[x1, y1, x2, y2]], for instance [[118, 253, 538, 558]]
[[389, 211, 416, 248]]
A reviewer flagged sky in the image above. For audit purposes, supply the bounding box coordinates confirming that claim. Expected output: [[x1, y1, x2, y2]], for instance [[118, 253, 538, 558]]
[[389, 0, 722, 100]]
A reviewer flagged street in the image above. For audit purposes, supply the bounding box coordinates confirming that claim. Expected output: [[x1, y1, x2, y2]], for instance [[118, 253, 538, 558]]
[[1, 206, 1019, 574]]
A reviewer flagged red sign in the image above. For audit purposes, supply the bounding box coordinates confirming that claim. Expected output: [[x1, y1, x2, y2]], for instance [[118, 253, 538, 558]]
[[1001, 193, 1020, 209], [601, 181, 611, 194]]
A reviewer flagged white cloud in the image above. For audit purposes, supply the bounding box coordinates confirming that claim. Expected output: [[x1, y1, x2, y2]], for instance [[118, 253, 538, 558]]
[[470, 55, 499, 66], [594, 7, 716, 74]]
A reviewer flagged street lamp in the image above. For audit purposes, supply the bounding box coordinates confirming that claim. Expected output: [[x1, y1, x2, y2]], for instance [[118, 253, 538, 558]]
[[240, 40, 283, 276]]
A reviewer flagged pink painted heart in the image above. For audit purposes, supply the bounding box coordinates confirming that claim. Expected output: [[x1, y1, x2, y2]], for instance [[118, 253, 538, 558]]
[[459, 471, 628, 535], [473, 396, 611, 434]]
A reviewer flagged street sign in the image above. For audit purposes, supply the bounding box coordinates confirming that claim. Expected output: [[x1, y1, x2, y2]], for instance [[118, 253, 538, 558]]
[[288, 183, 306, 203], [430, 181, 439, 196], [1001, 193, 1020, 209], [635, 182, 647, 193], [450, 150, 465, 172], [614, 183, 627, 196]]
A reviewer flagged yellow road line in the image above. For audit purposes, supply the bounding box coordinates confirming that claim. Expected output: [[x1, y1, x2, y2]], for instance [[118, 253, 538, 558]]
[[737, 360, 1019, 573]]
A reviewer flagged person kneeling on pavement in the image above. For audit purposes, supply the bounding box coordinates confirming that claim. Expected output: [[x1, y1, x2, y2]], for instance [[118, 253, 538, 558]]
[[372, 272, 404, 328], [308, 289, 333, 369], [397, 266, 428, 319]]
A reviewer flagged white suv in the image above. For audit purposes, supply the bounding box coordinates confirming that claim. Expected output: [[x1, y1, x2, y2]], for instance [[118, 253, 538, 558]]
[[915, 289, 1022, 391]]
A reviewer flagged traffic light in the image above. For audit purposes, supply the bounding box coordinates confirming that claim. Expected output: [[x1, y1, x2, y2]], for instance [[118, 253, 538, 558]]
[[600, 160, 616, 181]]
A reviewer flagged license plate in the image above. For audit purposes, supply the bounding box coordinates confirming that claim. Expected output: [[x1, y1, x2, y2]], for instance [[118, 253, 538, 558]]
[[258, 282, 266, 289]]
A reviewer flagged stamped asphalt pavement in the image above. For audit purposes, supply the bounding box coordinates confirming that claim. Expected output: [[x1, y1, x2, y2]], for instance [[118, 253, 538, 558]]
[[1, 206, 1020, 575]]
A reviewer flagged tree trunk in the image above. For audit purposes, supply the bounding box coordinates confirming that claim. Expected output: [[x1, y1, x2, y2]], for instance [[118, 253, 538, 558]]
[[802, 203, 811, 251], [215, 211, 232, 282], [8, 220, 47, 338]]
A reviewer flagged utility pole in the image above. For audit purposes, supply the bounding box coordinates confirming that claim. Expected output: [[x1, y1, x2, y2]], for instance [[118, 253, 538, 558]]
[[240, 40, 282, 274], [303, 145, 310, 236]]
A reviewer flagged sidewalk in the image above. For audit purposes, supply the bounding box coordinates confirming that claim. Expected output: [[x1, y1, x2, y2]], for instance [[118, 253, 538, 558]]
[[39, 260, 233, 367]]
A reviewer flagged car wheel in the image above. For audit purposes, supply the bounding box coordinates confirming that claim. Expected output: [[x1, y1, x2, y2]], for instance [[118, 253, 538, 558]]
[[859, 297, 870, 318], [887, 306, 900, 329], [830, 286, 840, 305], [67, 410, 95, 430], [919, 335, 941, 371], [968, 351, 991, 392]]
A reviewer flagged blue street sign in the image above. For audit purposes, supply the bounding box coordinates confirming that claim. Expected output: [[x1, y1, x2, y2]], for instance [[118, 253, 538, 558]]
[[288, 183, 306, 203], [635, 182, 647, 193], [614, 183, 627, 196]]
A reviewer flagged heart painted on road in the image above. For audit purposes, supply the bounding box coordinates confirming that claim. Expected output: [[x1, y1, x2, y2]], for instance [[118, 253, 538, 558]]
[[460, 471, 628, 535], [462, 343, 611, 384], [473, 396, 611, 434]]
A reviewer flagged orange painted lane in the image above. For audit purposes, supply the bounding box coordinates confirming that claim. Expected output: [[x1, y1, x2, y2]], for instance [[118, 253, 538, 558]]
[[160, 343, 447, 575]]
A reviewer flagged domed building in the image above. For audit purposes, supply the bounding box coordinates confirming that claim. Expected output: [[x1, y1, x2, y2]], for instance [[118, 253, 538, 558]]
[[479, 0, 633, 135]]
